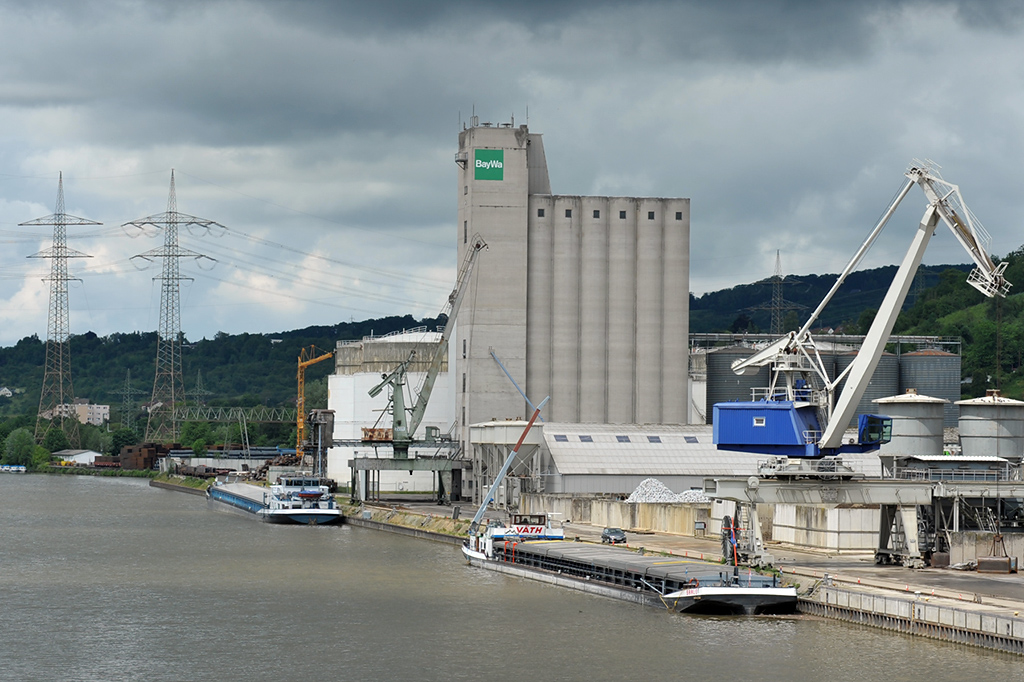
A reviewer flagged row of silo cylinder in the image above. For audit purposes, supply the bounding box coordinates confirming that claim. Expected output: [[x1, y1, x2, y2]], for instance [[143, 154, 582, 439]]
[[873, 389, 1024, 463], [706, 346, 962, 428]]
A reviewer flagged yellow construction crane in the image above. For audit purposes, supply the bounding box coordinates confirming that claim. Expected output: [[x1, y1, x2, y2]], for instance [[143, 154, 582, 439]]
[[297, 345, 334, 460]]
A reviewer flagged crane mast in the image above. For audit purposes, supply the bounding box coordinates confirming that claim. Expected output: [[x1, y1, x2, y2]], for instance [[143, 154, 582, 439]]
[[368, 235, 487, 457], [296, 346, 334, 459]]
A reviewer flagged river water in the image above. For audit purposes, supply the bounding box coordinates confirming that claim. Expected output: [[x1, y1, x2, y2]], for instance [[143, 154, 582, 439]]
[[1, 475, 1019, 681]]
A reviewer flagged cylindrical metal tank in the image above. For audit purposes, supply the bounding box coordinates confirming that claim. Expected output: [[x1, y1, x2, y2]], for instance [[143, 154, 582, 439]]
[[900, 349, 961, 428], [835, 351, 899, 430], [578, 197, 608, 422], [606, 198, 636, 423], [705, 346, 771, 424], [551, 196, 581, 422], [874, 389, 947, 458], [956, 391, 1024, 463]]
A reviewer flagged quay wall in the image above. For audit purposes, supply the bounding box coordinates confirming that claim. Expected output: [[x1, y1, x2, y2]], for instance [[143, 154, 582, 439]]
[[949, 531, 1024, 566], [338, 504, 469, 545], [520, 493, 714, 536], [773, 504, 879, 554], [802, 584, 1024, 655]]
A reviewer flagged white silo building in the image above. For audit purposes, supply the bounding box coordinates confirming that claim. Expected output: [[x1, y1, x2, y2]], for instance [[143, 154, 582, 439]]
[[956, 391, 1024, 464], [326, 328, 455, 490], [455, 120, 690, 502], [873, 389, 947, 475]]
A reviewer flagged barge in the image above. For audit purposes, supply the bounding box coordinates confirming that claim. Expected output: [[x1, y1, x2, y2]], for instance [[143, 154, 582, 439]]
[[207, 477, 341, 525], [464, 516, 795, 615]]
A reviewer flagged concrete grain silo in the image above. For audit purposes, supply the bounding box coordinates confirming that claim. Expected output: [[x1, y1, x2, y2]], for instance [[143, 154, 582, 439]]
[[956, 391, 1024, 463], [899, 349, 961, 428], [874, 389, 947, 460]]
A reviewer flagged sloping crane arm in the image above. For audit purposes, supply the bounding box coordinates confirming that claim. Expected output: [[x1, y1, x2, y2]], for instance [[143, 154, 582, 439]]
[[371, 235, 488, 455], [297, 346, 334, 458], [818, 165, 1009, 449], [726, 163, 1010, 453]]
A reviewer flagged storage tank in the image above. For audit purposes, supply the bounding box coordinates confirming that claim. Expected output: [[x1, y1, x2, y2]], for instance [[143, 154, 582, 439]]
[[834, 351, 899, 430], [705, 346, 770, 425], [899, 349, 961, 428], [874, 389, 946, 459], [956, 391, 1024, 463]]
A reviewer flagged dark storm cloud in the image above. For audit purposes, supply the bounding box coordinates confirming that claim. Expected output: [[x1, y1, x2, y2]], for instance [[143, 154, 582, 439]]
[[0, 0, 1022, 341], [1, 0, 1012, 150]]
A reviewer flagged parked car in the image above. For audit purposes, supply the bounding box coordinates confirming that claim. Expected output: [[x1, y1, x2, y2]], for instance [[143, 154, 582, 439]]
[[601, 527, 627, 544]]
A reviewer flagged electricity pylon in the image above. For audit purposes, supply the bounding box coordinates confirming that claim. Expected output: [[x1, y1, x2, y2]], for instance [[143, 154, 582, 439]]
[[186, 369, 213, 407], [748, 250, 806, 334], [117, 369, 148, 432], [126, 170, 223, 443], [21, 173, 100, 447]]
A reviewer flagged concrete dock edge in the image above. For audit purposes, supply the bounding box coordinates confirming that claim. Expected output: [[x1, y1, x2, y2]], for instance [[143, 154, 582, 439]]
[[799, 584, 1024, 655]]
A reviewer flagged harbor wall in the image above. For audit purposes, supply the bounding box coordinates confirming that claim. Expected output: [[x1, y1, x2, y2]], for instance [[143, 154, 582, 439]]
[[802, 584, 1024, 655], [773, 504, 879, 554], [949, 531, 1024, 566], [521, 493, 713, 536]]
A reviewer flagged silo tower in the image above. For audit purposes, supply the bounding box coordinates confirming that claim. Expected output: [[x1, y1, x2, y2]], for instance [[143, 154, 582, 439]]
[[956, 390, 1024, 464]]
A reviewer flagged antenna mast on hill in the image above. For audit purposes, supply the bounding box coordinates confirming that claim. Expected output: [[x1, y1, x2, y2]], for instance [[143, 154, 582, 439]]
[[126, 170, 224, 443], [22, 173, 100, 447]]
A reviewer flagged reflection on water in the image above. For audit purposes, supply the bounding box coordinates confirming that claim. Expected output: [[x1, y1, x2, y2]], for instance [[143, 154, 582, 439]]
[[0, 475, 1018, 681]]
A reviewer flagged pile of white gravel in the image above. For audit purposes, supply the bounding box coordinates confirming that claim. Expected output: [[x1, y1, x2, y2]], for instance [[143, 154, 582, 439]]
[[625, 478, 709, 504]]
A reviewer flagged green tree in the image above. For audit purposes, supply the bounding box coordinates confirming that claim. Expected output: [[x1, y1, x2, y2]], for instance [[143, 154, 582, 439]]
[[180, 421, 213, 447], [729, 313, 759, 334], [4, 428, 36, 466], [42, 427, 71, 454], [781, 310, 801, 332], [81, 424, 112, 455], [110, 427, 140, 456], [306, 377, 329, 411], [192, 438, 208, 457], [857, 308, 878, 335], [30, 445, 51, 470]]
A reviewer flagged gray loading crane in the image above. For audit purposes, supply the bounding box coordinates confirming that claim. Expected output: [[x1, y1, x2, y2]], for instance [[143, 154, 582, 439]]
[[727, 162, 1010, 459], [368, 235, 487, 458]]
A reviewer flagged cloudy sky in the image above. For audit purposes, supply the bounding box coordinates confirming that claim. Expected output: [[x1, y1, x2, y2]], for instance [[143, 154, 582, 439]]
[[0, 0, 1022, 346]]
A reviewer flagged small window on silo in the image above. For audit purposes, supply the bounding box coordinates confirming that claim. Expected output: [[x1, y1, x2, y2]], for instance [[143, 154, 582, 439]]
[[619, 210, 626, 219], [537, 208, 545, 217], [593, 209, 600, 219], [648, 211, 655, 220], [565, 209, 572, 218], [675, 211, 683, 220]]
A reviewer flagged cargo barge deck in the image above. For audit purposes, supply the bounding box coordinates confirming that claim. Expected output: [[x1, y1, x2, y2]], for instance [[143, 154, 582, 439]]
[[465, 538, 795, 615], [207, 482, 268, 515]]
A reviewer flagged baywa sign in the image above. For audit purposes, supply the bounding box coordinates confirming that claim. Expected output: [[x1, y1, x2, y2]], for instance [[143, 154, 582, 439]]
[[474, 149, 503, 180]]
